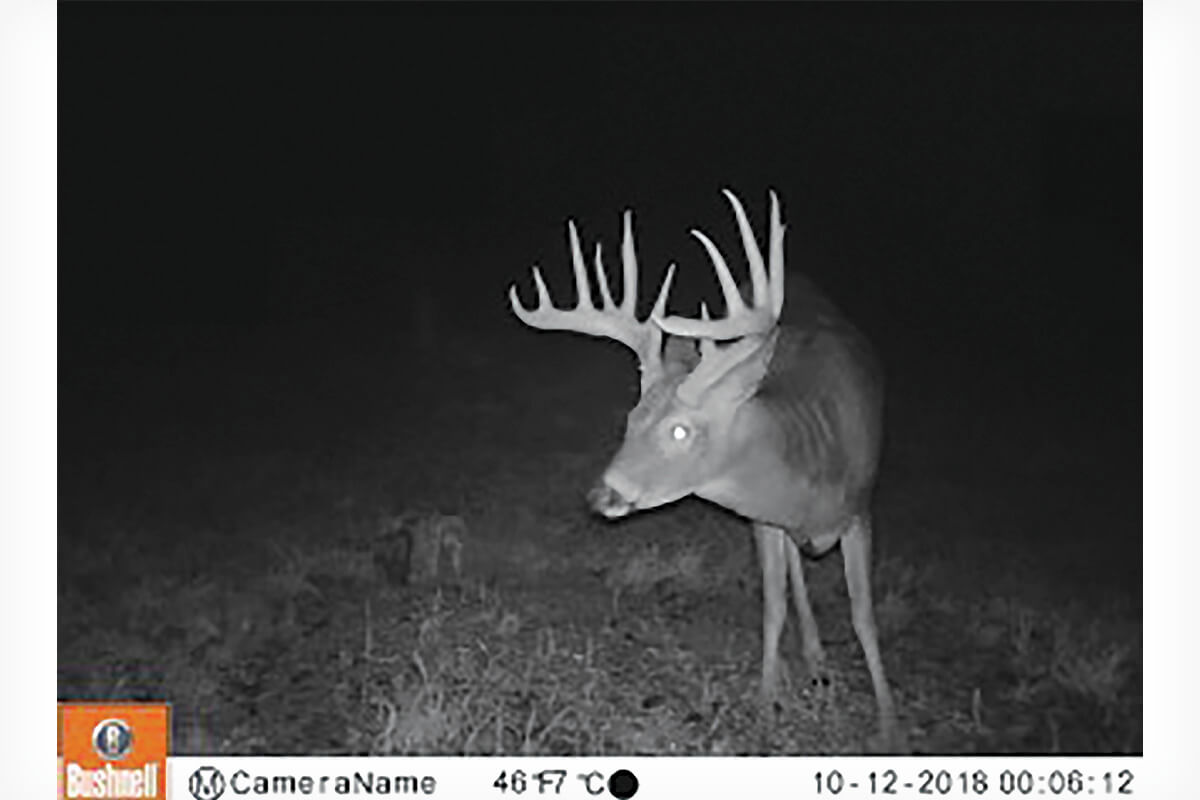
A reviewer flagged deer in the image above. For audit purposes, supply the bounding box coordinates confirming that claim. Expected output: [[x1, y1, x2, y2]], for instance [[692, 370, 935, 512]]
[[508, 189, 902, 751]]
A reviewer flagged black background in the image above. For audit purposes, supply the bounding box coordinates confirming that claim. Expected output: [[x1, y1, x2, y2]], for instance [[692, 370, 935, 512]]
[[62, 2, 1138, 389]]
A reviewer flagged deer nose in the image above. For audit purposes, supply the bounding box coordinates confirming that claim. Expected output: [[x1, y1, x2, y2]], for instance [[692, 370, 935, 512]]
[[587, 480, 635, 519]]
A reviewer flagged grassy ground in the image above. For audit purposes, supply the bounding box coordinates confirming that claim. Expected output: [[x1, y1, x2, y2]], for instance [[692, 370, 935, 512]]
[[58, 324, 1141, 755]]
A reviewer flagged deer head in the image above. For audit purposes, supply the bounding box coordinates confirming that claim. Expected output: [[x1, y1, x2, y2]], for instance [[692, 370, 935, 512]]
[[509, 190, 787, 518]]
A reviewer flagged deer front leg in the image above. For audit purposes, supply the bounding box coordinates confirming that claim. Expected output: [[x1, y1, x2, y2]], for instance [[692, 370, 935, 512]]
[[753, 523, 790, 700], [783, 531, 829, 685], [841, 515, 904, 751]]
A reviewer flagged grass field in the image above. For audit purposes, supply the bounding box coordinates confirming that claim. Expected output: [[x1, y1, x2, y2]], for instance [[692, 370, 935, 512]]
[[58, 322, 1141, 755]]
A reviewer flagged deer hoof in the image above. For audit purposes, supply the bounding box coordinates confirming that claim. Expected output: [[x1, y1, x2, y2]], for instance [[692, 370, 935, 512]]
[[802, 650, 833, 692]]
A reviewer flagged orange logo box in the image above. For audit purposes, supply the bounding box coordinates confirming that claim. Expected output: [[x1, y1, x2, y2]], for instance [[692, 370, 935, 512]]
[[59, 704, 169, 799]]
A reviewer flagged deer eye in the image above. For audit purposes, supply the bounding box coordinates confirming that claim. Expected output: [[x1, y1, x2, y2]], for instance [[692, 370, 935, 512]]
[[670, 424, 690, 441]]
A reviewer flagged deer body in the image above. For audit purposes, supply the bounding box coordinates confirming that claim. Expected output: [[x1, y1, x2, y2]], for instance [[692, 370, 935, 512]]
[[510, 190, 901, 751]]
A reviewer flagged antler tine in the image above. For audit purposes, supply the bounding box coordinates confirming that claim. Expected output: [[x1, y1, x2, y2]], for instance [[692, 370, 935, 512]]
[[621, 210, 638, 316], [768, 189, 786, 319], [591, 209, 641, 314], [698, 301, 716, 359], [649, 262, 676, 319], [508, 266, 552, 318], [723, 189, 769, 309], [567, 220, 594, 310], [593, 242, 616, 310], [641, 262, 676, 371], [690, 228, 745, 318]]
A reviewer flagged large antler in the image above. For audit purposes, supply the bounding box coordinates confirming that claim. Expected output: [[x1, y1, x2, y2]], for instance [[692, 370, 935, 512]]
[[656, 189, 785, 341], [659, 190, 787, 405], [509, 210, 677, 387]]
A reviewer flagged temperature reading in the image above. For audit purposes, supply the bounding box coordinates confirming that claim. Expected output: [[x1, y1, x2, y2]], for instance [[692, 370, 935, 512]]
[[492, 769, 566, 795], [493, 770, 526, 794]]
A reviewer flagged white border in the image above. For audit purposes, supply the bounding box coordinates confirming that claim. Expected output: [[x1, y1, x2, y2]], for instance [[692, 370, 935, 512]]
[[1143, 0, 1198, 791], [168, 756, 1144, 799], [0, 0, 56, 796], [28, 1, 1188, 793]]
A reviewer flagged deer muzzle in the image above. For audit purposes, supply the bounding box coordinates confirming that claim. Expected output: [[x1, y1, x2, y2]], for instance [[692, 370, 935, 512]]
[[587, 478, 636, 519]]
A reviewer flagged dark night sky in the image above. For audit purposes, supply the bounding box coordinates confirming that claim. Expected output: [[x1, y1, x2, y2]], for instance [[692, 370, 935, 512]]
[[61, 2, 1139, 396]]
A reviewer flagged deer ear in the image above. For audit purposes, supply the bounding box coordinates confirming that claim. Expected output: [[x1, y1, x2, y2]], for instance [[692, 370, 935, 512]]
[[706, 330, 778, 405], [675, 329, 779, 407], [662, 335, 700, 372]]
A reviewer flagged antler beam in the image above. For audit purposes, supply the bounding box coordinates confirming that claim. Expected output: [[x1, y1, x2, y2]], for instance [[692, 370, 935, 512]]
[[509, 211, 676, 385]]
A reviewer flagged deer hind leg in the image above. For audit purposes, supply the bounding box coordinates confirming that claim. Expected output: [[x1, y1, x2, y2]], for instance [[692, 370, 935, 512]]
[[782, 530, 829, 686], [841, 515, 904, 751], [753, 523, 789, 700]]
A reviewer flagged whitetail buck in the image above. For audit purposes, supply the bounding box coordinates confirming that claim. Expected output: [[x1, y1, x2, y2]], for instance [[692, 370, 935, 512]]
[[508, 190, 901, 750]]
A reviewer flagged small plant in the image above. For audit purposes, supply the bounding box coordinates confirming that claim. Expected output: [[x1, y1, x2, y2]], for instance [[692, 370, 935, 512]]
[[1048, 621, 1135, 723]]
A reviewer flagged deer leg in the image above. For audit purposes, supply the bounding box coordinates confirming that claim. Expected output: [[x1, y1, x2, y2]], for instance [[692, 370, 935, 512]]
[[783, 532, 829, 685], [841, 515, 903, 751], [753, 523, 789, 700]]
